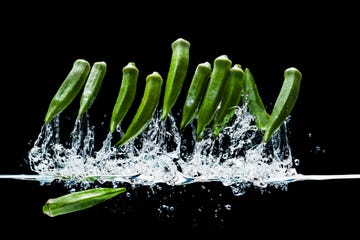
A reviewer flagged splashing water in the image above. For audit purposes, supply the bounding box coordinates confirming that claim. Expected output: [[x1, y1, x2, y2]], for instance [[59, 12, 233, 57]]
[[25, 102, 300, 195]]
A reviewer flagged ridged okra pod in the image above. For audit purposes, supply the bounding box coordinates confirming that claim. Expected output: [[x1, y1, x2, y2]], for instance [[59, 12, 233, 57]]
[[244, 68, 270, 131], [161, 38, 190, 120], [212, 64, 245, 136], [116, 72, 163, 147], [78, 61, 107, 117], [263, 67, 302, 142], [43, 187, 126, 217], [196, 55, 232, 139], [44, 59, 91, 123], [180, 62, 212, 131], [110, 62, 139, 133]]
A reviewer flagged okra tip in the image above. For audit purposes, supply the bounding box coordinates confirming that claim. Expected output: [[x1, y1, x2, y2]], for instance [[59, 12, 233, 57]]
[[214, 55, 232, 66], [125, 62, 137, 69], [42, 201, 52, 217], [171, 38, 190, 49], [75, 58, 90, 65], [285, 67, 302, 78], [199, 61, 212, 69], [147, 71, 162, 81]]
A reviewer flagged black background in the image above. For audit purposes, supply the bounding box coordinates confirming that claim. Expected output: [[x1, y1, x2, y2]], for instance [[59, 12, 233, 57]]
[[1, 3, 359, 238]]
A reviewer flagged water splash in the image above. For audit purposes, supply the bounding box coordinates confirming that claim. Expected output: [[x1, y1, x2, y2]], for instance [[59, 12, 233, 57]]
[[25, 102, 302, 195]]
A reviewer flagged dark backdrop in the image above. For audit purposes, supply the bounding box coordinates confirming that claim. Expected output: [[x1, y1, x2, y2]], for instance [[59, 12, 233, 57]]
[[1, 3, 359, 238]]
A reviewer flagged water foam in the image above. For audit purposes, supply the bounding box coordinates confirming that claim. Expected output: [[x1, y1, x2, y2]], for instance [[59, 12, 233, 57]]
[[27, 103, 297, 195]]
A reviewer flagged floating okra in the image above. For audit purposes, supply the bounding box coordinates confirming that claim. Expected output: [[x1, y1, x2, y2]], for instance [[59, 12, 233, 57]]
[[110, 62, 139, 133], [42, 187, 126, 217], [116, 72, 163, 147], [244, 68, 270, 131], [44, 59, 91, 123], [263, 67, 302, 142], [212, 64, 245, 136], [78, 61, 107, 117], [161, 38, 190, 120], [196, 55, 232, 139], [180, 62, 212, 131]]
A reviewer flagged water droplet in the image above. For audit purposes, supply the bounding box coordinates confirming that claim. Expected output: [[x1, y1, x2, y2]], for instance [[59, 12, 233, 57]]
[[294, 159, 300, 166], [224, 204, 232, 210]]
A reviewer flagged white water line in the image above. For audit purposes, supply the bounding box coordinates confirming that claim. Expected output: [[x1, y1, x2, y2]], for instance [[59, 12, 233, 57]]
[[1, 173, 360, 185]]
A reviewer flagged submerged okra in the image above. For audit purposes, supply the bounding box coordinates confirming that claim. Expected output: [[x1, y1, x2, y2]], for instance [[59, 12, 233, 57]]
[[116, 72, 163, 147], [78, 61, 107, 117], [212, 64, 245, 136], [196, 55, 232, 139], [161, 38, 190, 120], [45, 59, 91, 123], [180, 62, 212, 131], [43, 187, 126, 217], [263, 67, 302, 142], [110, 62, 139, 133]]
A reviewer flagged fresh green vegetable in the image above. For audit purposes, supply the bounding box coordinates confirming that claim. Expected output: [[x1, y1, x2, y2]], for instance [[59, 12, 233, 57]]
[[263, 67, 302, 142], [161, 38, 190, 120], [45, 59, 91, 123], [180, 62, 212, 131], [196, 55, 232, 139], [78, 61, 107, 117], [244, 68, 270, 131], [110, 62, 139, 133], [42, 187, 126, 217], [212, 64, 245, 136], [116, 72, 163, 147]]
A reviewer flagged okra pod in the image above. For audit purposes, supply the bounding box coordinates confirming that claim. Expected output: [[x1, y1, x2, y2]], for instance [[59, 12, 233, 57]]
[[43, 187, 126, 217], [212, 64, 245, 136], [78, 61, 107, 117], [180, 62, 212, 131], [161, 38, 190, 120], [110, 62, 139, 133], [263, 67, 302, 142], [116, 72, 163, 147], [244, 68, 270, 131], [44, 59, 91, 123], [196, 55, 232, 139]]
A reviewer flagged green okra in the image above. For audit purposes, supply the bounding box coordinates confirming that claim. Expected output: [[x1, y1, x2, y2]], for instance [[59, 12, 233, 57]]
[[45, 59, 91, 123], [161, 38, 190, 120], [196, 55, 232, 139], [110, 62, 139, 133], [244, 68, 270, 131], [116, 72, 163, 147], [180, 62, 212, 131], [42, 187, 126, 217], [212, 64, 245, 137], [263, 67, 302, 142], [78, 61, 107, 117]]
